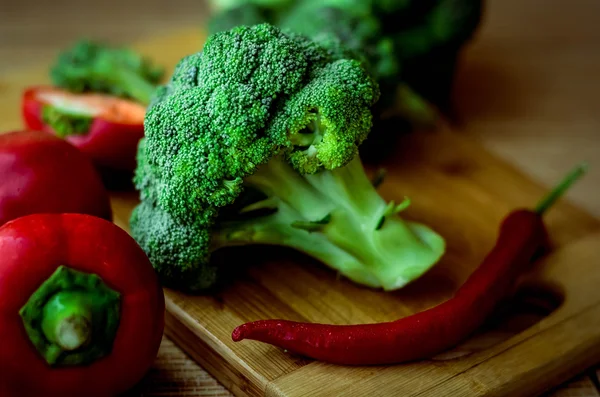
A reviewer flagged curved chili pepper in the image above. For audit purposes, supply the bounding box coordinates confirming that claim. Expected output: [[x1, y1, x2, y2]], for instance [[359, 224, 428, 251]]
[[232, 164, 587, 365]]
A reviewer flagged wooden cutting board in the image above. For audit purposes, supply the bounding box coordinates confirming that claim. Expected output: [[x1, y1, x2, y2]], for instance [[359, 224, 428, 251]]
[[2, 27, 600, 397]]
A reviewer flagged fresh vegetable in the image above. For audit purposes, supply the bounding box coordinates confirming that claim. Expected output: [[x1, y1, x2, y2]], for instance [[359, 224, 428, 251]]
[[207, 0, 484, 127], [0, 213, 165, 397], [0, 130, 112, 226], [232, 164, 587, 365], [22, 86, 146, 172], [392, 0, 485, 109], [50, 39, 164, 105], [129, 23, 446, 293]]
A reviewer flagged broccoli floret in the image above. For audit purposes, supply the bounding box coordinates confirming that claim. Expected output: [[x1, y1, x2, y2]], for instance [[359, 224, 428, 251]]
[[276, 1, 437, 127], [278, 2, 392, 77], [403, 0, 484, 102], [50, 40, 164, 105], [130, 24, 445, 293]]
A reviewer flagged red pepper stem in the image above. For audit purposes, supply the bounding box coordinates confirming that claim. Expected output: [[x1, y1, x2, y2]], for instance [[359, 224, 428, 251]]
[[19, 265, 121, 366], [41, 291, 92, 351], [534, 162, 588, 215]]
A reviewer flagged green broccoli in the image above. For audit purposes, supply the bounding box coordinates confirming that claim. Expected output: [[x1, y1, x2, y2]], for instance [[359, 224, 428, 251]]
[[209, 0, 483, 117], [276, 1, 439, 127], [50, 40, 165, 105], [130, 24, 445, 293], [395, 0, 484, 108]]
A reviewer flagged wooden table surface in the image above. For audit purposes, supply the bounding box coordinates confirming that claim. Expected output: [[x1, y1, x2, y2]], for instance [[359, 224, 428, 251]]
[[1, 0, 599, 395]]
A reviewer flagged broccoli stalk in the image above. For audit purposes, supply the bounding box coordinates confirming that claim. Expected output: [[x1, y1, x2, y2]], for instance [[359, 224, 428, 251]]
[[50, 40, 164, 105], [213, 155, 443, 290], [130, 24, 445, 292]]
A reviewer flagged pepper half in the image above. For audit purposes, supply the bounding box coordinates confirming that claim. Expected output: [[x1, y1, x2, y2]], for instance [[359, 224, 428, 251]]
[[22, 86, 146, 172]]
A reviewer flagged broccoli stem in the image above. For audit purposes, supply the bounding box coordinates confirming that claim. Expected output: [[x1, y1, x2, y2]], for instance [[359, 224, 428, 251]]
[[212, 156, 445, 290], [111, 68, 156, 105]]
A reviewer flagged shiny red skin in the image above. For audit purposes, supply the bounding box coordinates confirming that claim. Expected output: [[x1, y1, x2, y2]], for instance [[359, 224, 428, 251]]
[[0, 213, 165, 397], [22, 87, 145, 171], [0, 130, 112, 226], [232, 210, 549, 365]]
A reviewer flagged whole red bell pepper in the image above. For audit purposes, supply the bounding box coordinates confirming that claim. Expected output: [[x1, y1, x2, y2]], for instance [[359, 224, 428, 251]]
[[0, 130, 112, 226], [22, 86, 146, 172], [0, 213, 165, 397]]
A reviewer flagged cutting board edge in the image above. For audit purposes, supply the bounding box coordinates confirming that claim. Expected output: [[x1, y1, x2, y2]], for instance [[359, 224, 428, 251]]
[[164, 304, 270, 397]]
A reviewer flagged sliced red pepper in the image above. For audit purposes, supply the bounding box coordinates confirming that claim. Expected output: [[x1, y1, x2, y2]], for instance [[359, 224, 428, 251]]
[[22, 86, 146, 172], [0, 213, 165, 397], [0, 130, 112, 226]]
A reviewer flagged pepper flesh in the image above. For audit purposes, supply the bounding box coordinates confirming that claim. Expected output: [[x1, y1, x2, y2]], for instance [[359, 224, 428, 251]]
[[232, 164, 587, 365], [22, 86, 146, 172], [0, 130, 112, 226]]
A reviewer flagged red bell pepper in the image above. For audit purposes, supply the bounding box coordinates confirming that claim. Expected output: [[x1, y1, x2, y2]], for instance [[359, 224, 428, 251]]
[[0, 213, 165, 397], [22, 86, 146, 172], [0, 130, 112, 226]]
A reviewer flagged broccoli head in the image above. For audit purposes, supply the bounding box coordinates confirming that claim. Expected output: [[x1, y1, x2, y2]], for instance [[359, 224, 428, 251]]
[[130, 23, 445, 293], [50, 40, 164, 105]]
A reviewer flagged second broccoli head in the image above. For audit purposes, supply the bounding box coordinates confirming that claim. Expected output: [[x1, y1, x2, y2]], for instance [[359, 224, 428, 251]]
[[50, 40, 164, 105], [130, 23, 445, 293]]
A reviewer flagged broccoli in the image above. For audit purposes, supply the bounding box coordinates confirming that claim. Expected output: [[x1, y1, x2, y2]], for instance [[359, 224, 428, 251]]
[[207, 0, 483, 122], [130, 24, 445, 293], [394, 0, 484, 108], [50, 40, 165, 105]]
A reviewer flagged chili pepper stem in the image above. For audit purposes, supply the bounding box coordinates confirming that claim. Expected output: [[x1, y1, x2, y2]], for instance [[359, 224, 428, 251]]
[[534, 163, 588, 215]]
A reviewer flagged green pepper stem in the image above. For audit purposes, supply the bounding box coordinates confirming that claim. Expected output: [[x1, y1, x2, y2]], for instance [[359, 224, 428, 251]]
[[535, 162, 588, 215], [19, 265, 121, 366], [41, 291, 92, 351]]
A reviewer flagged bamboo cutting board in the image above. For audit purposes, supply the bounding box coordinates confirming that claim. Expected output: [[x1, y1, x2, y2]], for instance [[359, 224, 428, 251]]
[[1, 25, 600, 397]]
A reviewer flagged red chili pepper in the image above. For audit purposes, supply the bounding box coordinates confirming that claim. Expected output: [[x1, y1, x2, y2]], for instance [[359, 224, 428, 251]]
[[0, 130, 112, 226], [232, 164, 587, 365], [0, 213, 165, 397], [22, 86, 146, 172]]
